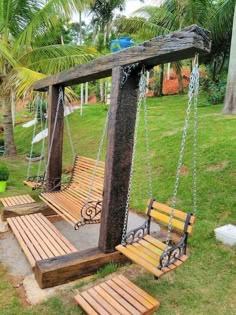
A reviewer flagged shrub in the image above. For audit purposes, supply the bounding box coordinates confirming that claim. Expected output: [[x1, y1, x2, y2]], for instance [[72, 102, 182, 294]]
[[0, 165, 9, 181], [200, 76, 227, 105], [26, 151, 41, 158]]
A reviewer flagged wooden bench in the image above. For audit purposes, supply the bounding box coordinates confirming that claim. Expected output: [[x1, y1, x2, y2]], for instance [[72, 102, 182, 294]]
[[74, 274, 160, 315], [0, 194, 36, 207], [116, 199, 196, 278], [7, 213, 78, 268], [40, 155, 105, 227]]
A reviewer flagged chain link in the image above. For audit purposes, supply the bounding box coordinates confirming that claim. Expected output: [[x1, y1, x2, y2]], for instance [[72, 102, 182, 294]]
[[165, 55, 199, 248], [64, 104, 76, 161], [27, 95, 40, 180], [143, 74, 153, 199], [37, 98, 47, 182], [121, 69, 147, 244], [84, 107, 109, 206]]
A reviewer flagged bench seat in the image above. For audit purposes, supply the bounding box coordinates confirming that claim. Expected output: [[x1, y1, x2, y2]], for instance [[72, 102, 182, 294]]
[[7, 213, 78, 268], [40, 155, 105, 226]]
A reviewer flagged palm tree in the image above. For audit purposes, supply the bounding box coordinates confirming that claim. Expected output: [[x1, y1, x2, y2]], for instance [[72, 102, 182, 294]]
[[223, 2, 236, 113], [0, 0, 97, 156]]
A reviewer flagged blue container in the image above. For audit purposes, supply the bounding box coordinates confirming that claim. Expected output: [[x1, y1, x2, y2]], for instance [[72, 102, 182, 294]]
[[110, 37, 134, 52]]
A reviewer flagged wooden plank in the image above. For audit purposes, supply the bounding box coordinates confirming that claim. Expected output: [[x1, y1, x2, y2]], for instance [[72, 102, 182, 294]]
[[148, 200, 196, 224], [34, 25, 211, 91], [118, 275, 159, 307], [132, 242, 161, 260], [112, 277, 153, 310], [139, 238, 164, 255], [35, 248, 129, 289], [88, 287, 119, 314], [74, 294, 99, 315], [81, 291, 110, 315], [28, 214, 67, 256], [149, 210, 193, 234], [2, 202, 54, 221], [143, 235, 167, 251], [8, 217, 41, 264], [7, 218, 36, 267], [116, 245, 163, 278], [18, 216, 50, 259], [126, 244, 158, 266], [99, 66, 139, 253], [37, 213, 77, 253], [107, 279, 147, 313], [93, 285, 131, 315]]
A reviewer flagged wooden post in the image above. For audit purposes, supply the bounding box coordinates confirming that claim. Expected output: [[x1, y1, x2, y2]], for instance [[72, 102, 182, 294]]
[[47, 85, 64, 190], [99, 66, 140, 253]]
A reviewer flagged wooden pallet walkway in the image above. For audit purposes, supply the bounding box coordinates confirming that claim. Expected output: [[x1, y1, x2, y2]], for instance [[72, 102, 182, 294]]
[[7, 213, 78, 268], [74, 274, 160, 315], [0, 194, 35, 207]]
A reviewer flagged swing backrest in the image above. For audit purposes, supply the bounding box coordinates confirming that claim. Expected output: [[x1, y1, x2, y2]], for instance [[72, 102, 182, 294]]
[[146, 200, 196, 235]]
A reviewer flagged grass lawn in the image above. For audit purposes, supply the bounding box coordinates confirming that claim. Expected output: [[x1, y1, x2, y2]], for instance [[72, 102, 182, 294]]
[[0, 93, 236, 314]]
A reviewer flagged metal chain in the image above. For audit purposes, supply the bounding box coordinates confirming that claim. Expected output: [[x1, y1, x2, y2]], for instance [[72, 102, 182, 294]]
[[121, 69, 147, 244], [64, 103, 76, 161], [143, 74, 153, 199], [26, 95, 40, 180], [165, 55, 199, 247], [192, 54, 199, 216], [45, 86, 64, 182], [84, 107, 109, 206], [37, 98, 47, 182]]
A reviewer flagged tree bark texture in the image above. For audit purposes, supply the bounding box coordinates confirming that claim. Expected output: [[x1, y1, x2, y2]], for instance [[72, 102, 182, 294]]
[[2, 96, 17, 156], [224, 4, 236, 114]]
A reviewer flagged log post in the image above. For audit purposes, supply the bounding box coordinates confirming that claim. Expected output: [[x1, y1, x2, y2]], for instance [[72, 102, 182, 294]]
[[47, 85, 64, 190], [99, 65, 140, 253]]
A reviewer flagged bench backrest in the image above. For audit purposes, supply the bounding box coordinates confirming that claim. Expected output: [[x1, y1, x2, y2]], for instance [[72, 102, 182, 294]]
[[146, 200, 196, 235], [68, 155, 105, 200]]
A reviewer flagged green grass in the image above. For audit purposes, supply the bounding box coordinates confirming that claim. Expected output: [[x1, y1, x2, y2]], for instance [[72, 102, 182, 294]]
[[0, 94, 236, 314]]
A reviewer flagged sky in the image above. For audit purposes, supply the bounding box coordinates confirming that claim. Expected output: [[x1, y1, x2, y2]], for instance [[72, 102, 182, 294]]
[[75, 0, 163, 23]]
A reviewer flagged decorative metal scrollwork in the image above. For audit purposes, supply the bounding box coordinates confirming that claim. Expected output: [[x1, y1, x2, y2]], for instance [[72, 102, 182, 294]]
[[74, 200, 102, 230], [121, 218, 151, 245], [120, 63, 139, 88], [158, 234, 187, 269], [27, 174, 45, 183]]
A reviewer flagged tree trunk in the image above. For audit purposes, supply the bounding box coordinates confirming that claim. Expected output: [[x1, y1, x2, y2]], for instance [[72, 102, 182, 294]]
[[224, 4, 236, 114], [2, 96, 17, 156], [159, 64, 164, 96], [173, 62, 184, 94]]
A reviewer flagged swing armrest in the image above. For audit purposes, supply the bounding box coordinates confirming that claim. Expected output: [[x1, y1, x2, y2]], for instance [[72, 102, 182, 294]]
[[74, 200, 102, 229], [121, 217, 151, 245], [158, 233, 188, 269]]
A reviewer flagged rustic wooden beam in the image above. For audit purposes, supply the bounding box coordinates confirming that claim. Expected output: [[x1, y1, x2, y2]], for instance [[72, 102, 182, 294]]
[[2, 203, 55, 221], [33, 25, 211, 91], [47, 85, 64, 190], [98, 66, 139, 253], [35, 247, 129, 289]]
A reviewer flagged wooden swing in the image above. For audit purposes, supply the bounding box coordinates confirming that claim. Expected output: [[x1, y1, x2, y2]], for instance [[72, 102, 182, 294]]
[[40, 87, 108, 227], [116, 59, 199, 277]]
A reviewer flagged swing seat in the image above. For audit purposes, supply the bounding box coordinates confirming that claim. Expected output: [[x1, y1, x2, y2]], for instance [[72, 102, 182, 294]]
[[116, 199, 196, 278], [40, 155, 105, 227]]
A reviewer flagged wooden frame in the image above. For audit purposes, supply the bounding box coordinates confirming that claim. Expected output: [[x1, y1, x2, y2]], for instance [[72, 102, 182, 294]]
[[31, 25, 211, 288]]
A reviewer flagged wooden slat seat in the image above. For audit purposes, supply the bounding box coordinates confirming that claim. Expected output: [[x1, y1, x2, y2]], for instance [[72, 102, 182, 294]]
[[74, 274, 160, 315], [116, 199, 195, 277], [7, 213, 78, 268], [0, 194, 36, 207], [40, 155, 105, 226], [23, 180, 43, 190]]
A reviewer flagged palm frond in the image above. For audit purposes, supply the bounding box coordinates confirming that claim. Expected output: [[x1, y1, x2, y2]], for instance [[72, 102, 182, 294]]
[[13, 0, 93, 50], [0, 40, 18, 67]]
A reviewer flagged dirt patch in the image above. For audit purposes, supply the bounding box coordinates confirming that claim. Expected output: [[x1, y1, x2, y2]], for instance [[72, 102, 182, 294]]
[[161, 128, 181, 139], [206, 160, 229, 172], [180, 166, 189, 176]]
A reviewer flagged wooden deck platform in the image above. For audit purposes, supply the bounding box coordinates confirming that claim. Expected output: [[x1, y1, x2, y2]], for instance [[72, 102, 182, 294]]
[[7, 213, 78, 268], [74, 274, 160, 315], [0, 194, 35, 207]]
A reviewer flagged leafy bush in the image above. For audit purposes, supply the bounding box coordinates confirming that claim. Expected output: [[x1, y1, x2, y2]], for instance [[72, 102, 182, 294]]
[[0, 139, 4, 146], [0, 165, 9, 181], [200, 76, 227, 105]]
